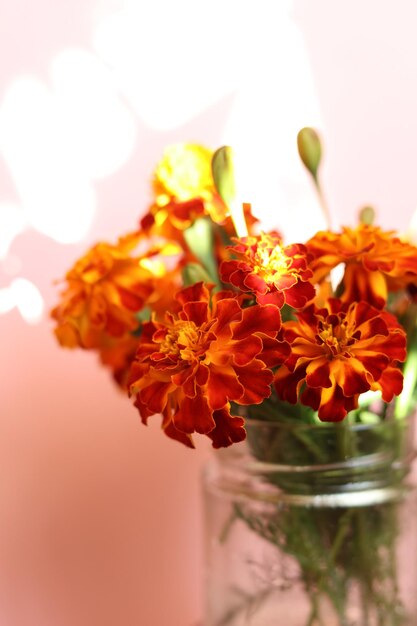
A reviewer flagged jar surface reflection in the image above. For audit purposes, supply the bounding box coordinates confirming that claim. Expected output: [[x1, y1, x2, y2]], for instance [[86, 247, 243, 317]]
[[203, 417, 417, 626]]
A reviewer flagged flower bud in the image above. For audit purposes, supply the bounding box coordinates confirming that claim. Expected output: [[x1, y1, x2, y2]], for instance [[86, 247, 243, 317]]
[[297, 127, 322, 180], [359, 206, 375, 226], [211, 146, 236, 207]]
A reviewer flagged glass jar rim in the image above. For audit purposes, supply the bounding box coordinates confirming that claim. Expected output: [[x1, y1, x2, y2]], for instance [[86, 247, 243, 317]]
[[243, 413, 412, 433]]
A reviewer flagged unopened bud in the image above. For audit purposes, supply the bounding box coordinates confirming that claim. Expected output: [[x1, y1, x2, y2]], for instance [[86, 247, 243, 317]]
[[359, 206, 375, 226], [211, 146, 235, 208], [297, 127, 322, 180]]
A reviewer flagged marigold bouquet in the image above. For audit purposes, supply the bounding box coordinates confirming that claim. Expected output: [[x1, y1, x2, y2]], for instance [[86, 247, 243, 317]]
[[52, 132, 417, 441], [52, 131, 417, 625]]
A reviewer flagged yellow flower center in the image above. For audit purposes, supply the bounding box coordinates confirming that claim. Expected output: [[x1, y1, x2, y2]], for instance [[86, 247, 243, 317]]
[[318, 317, 355, 357], [160, 320, 205, 361], [254, 241, 290, 283]]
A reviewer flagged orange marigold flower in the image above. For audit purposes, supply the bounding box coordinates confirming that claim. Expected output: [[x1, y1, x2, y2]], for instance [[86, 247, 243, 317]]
[[306, 224, 417, 308], [51, 233, 173, 350], [221, 232, 315, 308], [128, 283, 289, 448], [274, 299, 406, 422]]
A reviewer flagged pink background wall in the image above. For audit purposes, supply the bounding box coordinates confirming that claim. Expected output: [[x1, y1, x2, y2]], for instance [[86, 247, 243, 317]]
[[2, 1, 417, 625]]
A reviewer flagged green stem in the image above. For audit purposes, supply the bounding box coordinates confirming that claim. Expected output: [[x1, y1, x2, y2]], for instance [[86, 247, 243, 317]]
[[314, 177, 332, 230], [395, 324, 417, 419]]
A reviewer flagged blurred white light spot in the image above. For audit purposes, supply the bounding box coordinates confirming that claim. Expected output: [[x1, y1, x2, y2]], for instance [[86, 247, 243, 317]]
[[0, 49, 137, 245], [93, 1, 252, 130], [50, 48, 137, 179], [0, 203, 27, 258], [0, 76, 96, 243], [0, 278, 44, 324], [218, 2, 325, 241]]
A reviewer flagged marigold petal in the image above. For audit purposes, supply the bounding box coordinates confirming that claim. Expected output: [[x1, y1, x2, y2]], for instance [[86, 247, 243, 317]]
[[182, 301, 209, 326], [117, 285, 148, 311], [331, 358, 370, 397], [243, 273, 269, 295], [172, 365, 198, 397], [305, 359, 331, 388], [309, 384, 352, 422], [372, 331, 407, 362], [196, 362, 209, 386], [299, 386, 321, 412], [284, 281, 316, 308], [350, 301, 386, 334], [207, 367, 244, 410], [235, 361, 274, 405], [138, 379, 173, 414], [213, 297, 243, 337], [206, 408, 246, 449], [220, 261, 249, 288], [230, 336, 263, 366], [171, 198, 205, 223], [176, 281, 210, 306], [233, 304, 281, 340], [256, 290, 285, 308], [371, 366, 403, 402], [256, 335, 290, 368], [133, 394, 153, 422], [53, 322, 80, 348], [107, 310, 134, 337], [274, 365, 307, 404], [356, 315, 389, 338], [173, 393, 215, 434], [162, 413, 195, 449]]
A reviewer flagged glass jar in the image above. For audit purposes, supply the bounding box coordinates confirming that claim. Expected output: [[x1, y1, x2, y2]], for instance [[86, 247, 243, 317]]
[[202, 414, 417, 626]]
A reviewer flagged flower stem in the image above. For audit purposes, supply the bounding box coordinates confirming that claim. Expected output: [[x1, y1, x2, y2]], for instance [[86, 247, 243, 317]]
[[315, 177, 332, 230]]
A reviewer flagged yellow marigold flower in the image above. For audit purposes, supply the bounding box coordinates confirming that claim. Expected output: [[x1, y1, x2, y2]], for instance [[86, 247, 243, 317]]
[[154, 143, 213, 203], [140, 143, 258, 241], [307, 224, 417, 308]]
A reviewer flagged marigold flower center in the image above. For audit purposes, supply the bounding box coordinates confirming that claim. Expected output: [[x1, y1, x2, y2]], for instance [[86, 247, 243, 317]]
[[160, 320, 207, 361], [254, 244, 290, 282], [317, 316, 355, 357]]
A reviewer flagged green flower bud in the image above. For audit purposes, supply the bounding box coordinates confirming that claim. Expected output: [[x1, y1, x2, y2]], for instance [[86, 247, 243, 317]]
[[297, 127, 322, 180], [211, 146, 235, 208], [359, 206, 375, 226]]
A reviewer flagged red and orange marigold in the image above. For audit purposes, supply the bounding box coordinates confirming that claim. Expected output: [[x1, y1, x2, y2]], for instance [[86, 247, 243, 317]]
[[128, 283, 289, 448], [221, 232, 315, 308], [306, 224, 417, 308], [274, 298, 406, 422]]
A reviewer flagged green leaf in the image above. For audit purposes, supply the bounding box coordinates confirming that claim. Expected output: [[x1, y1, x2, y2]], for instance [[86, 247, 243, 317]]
[[183, 217, 219, 285], [182, 262, 213, 287], [135, 306, 151, 323]]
